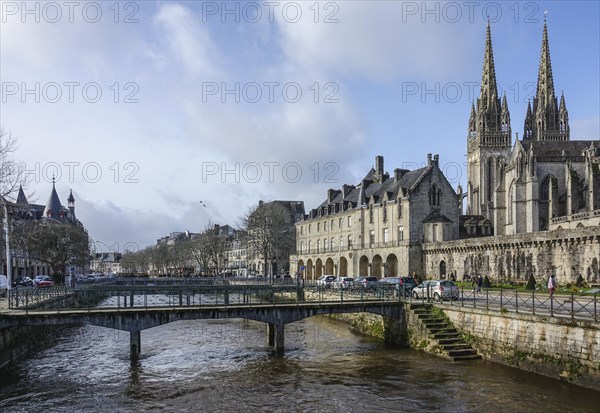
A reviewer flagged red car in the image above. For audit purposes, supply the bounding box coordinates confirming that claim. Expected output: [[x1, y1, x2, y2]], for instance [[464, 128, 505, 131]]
[[34, 275, 55, 287]]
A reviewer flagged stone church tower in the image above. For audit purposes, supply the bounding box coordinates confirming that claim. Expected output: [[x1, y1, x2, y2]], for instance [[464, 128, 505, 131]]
[[466, 18, 597, 236], [466, 22, 512, 220], [523, 20, 570, 142]]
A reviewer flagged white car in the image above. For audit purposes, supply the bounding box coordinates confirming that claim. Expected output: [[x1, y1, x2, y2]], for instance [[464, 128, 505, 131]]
[[316, 275, 336, 287], [412, 280, 459, 301], [332, 276, 354, 289], [0, 275, 7, 296]]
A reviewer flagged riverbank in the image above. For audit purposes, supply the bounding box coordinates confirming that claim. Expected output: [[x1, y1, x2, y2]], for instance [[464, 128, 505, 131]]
[[329, 305, 600, 391]]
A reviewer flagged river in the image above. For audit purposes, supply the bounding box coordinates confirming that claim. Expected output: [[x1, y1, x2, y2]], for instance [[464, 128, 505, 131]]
[[0, 316, 598, 412]]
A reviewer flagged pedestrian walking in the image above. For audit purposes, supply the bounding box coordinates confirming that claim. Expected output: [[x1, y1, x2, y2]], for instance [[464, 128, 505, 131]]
[[475, 274, 483, 293], [548, 274, 556, 296]]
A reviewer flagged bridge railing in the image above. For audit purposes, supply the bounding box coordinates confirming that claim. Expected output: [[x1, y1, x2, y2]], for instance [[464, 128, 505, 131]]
[[7, 281, 407, 312], [417, 287, 599, 322], [8, 286, 73, 309]]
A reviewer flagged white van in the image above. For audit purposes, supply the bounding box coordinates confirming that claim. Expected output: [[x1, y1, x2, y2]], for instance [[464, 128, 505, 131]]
[[0, 275, 7, 297]]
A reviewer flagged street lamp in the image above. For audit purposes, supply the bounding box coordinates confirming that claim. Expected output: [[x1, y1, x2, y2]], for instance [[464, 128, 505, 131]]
[[2, 199, 12, 293]]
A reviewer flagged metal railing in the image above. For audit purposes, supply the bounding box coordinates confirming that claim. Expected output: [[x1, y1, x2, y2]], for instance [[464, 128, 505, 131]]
[[7, 281, 405, 312], [8, 282, 597, 322], [427, 287, 599, 322]]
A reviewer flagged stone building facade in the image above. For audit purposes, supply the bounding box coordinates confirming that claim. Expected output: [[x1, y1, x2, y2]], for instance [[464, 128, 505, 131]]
[[422, 227, 600, 285], [1, 182, 87, 277], [294, 20, 599, 285], [293, 155, 460, 279]]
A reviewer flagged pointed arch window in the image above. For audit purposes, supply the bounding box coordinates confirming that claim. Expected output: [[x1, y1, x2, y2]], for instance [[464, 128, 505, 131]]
[[429, 185, 441, 206]]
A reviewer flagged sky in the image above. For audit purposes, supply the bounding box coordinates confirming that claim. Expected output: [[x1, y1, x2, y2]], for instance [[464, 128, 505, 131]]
[[1, 0, 599, 253]]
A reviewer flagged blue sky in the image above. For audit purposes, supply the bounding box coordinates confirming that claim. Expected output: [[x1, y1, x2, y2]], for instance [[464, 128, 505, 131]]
[[1, 1, 599, 252]]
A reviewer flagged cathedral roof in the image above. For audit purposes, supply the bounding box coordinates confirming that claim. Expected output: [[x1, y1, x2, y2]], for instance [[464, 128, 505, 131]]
[[521, 140, 598, 158]]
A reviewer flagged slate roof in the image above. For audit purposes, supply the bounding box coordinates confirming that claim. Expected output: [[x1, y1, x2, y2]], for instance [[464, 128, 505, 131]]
[[521, 140, 597, 158], [423, 211, 453, 223], [311, 164, 432, 218]]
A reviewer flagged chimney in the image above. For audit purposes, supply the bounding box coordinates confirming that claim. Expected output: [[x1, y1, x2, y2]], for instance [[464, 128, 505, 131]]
[[394, 168, 409, 182], [375, 155, 384, 178], [342, 184, 355, 197], [433, 154, 439, 166], [327, 189, 336, 203], [427, 153, 432, 166]]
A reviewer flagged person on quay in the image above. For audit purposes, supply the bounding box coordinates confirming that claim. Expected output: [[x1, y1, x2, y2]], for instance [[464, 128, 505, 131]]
[[548, 274, 556, 297]]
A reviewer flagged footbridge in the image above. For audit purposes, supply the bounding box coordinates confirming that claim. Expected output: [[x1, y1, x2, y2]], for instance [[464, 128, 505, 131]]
[[0, 281, 406, 360]]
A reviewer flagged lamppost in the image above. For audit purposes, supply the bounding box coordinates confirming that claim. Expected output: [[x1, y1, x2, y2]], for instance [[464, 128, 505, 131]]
[[2, 199, 12, 292]]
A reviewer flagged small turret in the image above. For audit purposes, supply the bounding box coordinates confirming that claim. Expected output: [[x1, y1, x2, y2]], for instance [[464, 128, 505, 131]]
[[68, 189, 76, 218]]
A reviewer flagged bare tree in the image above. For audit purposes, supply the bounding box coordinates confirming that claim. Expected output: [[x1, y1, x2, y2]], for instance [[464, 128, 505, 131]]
[[0, 129, 28, 200], [188, 223, 228, 276], [12, 220, 90, 282], [243, 202, 295, 280]]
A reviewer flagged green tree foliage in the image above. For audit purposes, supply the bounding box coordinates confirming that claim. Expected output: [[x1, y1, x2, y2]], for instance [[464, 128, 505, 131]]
[[483, 275, 491, 288], [575, 274, 586, 288]]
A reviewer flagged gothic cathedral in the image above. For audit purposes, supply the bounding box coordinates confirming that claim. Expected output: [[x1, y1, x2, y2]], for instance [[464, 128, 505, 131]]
[[466, 20, 600, 236]]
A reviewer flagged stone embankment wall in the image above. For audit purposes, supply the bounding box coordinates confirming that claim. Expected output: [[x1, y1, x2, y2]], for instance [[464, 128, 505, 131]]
[[422, 226, 600, 285], [443, 306, 600, 391], [0, 325, 72, 369]]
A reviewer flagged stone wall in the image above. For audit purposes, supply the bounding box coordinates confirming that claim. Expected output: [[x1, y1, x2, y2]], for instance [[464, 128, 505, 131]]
[[422, 226, 600, 284], [443, 306, 600, 390]]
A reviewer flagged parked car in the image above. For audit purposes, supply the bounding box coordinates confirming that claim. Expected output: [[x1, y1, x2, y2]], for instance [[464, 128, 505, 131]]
[[316, 275, 336, 287], [13, 276, 33, 287], [412, 280, 459, 301], [34, 275, 55, 287], [379, 276, 417, 296], [0, 275, 7, 297], [332, 276, 354, 289], [354, 276, 379, 290]]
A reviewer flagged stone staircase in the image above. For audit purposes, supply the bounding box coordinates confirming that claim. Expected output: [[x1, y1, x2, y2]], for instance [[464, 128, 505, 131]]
[[411, 305, 481, 361]]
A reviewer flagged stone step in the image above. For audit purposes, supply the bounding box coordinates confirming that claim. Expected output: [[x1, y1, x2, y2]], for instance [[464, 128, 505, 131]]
[[430, 328, 458, 335], [436, 337, 464, 346], [447, 349, 478, 357], [433, 332, 461, 339], [451, 354, 482, 361], [422, 322, 447, 328], [442, 343, 472, 350]]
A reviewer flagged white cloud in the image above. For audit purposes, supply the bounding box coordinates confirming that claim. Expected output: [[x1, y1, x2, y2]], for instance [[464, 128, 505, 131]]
[[153, 3, 220, 77]]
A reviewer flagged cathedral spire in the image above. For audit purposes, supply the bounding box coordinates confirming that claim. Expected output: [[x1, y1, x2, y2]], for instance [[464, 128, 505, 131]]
[[479, 20, 499, 113], [536, 19, 556, 110], [529, 18, 569, 141]]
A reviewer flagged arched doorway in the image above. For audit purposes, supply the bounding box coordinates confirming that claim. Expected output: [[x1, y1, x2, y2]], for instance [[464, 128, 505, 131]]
[[439, 260, 447, 278], [339, 257, 348, 276], [297, 260, 304, 276], [359, 256, 369, 276], [306, 259, 313, 280], [385, 254, 398, 277], [372, 255, 383, 278], [325, 258, 334, 275], [315, 258, 323, 278]]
